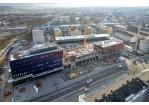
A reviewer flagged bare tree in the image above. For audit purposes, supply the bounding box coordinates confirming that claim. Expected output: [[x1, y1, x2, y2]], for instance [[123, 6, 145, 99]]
[[10, 29, 17, 35]]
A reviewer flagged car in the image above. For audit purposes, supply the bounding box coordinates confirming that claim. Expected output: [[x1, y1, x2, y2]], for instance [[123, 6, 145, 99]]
[[87, 79, 92, 84], [1, 69, 5, 73], [98, 67, 102, 69], [84, 88, 89, 92], [117, 65, 122, 68], [133, 60, 136, 63], [94, 68, 98, 71], [91, 65, 94, 67], [36, 81, 41, 87], [5, 92, 11, 96]]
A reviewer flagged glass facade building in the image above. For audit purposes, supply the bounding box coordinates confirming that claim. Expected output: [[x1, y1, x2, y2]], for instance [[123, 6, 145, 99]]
[[10, 50, 63, 79]]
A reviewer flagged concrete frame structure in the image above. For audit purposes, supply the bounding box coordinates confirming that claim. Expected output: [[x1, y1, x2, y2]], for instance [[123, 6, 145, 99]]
[[61, 35, 123, 70]]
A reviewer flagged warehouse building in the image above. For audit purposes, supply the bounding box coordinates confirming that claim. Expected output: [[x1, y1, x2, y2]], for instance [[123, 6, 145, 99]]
[[115, 30, 137, 43], [79, 74, 148, 102], [8, 44, 63, 86], [32, 30, 44, 44]]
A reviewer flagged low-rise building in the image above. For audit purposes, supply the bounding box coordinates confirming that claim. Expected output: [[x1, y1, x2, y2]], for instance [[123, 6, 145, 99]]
[[87, 26, 96, 35], [69, 26, 81, 36], [139, 40, 149, 53], [115, 30, 137, 43], [113, 25, 127, 33], [54, 28, 62, 37], [79, 74, 148, 102]]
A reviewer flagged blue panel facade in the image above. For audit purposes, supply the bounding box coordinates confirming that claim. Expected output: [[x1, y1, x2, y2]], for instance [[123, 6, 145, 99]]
[[10, 50, 63, 78]]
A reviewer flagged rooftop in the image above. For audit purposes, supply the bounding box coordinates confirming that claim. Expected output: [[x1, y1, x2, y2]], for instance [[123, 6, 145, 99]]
[[54, 28, 61, 32], [69, 26, 81, 31], [115, 30, 134, 37], [84, 75, 147, 102], [10, 44, 62, 61], [55, 34, 111, 41]]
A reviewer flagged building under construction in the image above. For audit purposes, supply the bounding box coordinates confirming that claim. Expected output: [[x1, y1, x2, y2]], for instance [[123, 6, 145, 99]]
[[62, 35, 123, 70]]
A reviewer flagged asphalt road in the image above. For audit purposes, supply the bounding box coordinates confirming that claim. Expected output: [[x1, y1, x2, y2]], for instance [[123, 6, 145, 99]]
[[30, 62, 127, 102], [28, 55, 149, 102]]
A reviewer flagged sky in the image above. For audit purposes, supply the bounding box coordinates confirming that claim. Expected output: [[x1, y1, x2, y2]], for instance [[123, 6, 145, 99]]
[[0, 0, 149, 7]]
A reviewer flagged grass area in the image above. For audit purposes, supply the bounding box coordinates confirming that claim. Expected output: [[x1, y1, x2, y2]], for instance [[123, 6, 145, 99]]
[[0, 38, 15, 51]]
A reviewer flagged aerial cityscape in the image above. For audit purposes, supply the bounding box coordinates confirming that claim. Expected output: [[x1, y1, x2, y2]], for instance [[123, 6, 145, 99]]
[[1, 2, 149, 102]]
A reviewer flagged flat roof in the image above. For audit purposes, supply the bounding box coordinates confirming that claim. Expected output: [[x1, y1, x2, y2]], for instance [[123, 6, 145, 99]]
[[55, 34, 111, 41], [115, 30, 134, 37], [10, 44, 62, 61], [84, 75, 147, 102]]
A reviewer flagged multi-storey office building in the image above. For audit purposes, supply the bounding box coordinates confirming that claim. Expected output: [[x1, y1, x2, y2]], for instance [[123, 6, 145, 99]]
[[8, 44, 63, 86]]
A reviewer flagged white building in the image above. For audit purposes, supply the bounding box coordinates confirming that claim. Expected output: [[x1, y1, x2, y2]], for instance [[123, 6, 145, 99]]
[[114, 25, 127, 32], [32, 30, 44, 44], [115, 31, 137, 43], [69, 26, 81, 36], [139, 40, 149, 53], [75, 17, 79, 23], [53, 16, 70, 24]]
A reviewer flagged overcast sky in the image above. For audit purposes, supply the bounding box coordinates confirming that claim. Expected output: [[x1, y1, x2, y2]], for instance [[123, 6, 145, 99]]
[[0, 0, 149, 7]]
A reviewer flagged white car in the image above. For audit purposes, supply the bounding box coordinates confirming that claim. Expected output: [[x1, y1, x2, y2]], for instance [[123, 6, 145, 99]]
[[84, 88, 89, 92], [91, 65, 94, 67], [117, 65, 122, 68], [87, 79, 92, 84], [98, 67, 101, 69]]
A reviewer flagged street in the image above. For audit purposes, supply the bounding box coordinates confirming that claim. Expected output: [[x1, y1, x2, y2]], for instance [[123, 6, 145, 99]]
[[26, 54, 149, 102]]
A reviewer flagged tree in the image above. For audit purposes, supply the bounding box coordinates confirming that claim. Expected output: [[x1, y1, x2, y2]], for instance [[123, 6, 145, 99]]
[[10, 29, 17, 35]]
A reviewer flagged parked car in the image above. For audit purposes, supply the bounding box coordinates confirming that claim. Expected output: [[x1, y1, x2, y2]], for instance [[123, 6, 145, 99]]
[[133, 60, 136, 63], [117, 65, 122, 68], [5, 92, 11, 96], [36, 81, 41, 87], [87, 79, 92, 84], [1, 69, 5, 73], [84, 88, 89, 92]]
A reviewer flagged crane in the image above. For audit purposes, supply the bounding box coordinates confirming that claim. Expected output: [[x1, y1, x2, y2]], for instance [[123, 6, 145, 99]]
[[82, 20, 93, 48], [82, 20, 113, 48]]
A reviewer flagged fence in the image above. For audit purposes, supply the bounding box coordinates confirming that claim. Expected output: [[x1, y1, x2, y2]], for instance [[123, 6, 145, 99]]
[[84, 72, 128, 97]]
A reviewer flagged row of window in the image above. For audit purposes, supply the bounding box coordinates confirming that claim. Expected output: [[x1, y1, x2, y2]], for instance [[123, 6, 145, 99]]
[[12, 63, 63, 78]]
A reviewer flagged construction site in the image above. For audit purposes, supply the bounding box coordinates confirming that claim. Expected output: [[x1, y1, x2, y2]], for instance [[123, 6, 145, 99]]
[[62, 36, 123, 79]]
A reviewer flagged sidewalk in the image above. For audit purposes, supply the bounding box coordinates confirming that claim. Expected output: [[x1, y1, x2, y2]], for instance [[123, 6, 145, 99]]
[[15, 54, 149, 102]]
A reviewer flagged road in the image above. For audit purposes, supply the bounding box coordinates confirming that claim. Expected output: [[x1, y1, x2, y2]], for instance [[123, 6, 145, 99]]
[[27, 55, 149, 102], [29, 60, 127, 102]]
